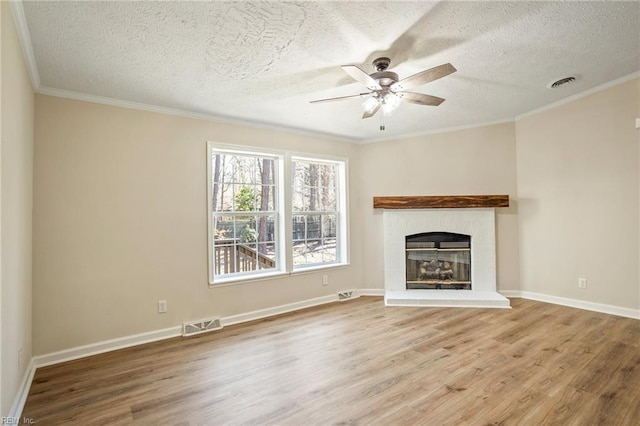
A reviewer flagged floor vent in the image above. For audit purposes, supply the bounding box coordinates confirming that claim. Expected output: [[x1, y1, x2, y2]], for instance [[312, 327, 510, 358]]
[[337, 289, 359, 301], [182, 317, 222, 337]]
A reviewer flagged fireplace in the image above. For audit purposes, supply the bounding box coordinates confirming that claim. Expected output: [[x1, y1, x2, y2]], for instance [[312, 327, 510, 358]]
[[406, 232, 471, 290], [376, 196, 511, 308]]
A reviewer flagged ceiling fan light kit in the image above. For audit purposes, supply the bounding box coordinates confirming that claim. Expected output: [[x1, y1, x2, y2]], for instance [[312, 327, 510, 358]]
[[311, 57, 457, 131], [381, 92, 401, 114], [362, 96, 380, 114]]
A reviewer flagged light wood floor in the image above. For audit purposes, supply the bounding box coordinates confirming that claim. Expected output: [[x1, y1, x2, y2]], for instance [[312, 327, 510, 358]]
[[23, 297, 640, 425]]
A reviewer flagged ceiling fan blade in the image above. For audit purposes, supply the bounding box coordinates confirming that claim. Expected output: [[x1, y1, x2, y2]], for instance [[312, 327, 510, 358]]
[[391, 63, 457, 91], [396, 92, 445, 106], [310, 92, 371, 104], [342, 65, 382, 90], [362, 102, 381, 119]]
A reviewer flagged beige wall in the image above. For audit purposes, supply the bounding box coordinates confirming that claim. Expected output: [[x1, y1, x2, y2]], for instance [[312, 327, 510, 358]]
[[357, 122, 520, 292], [516, 78, 640, 310], [33, 95, 362, 355], [28, 62, 640, 362], [1, 2, 34, 415]]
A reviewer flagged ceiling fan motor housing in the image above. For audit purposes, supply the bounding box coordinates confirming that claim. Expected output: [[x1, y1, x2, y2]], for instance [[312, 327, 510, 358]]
[[371, 71, 399, 87], [371, 58, 398, 87]]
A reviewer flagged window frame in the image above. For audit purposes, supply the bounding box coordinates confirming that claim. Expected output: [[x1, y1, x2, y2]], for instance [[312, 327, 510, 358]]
[[207, 143, 349, 286], [289, 155, 348, 271], [207, 144, 286, 285]]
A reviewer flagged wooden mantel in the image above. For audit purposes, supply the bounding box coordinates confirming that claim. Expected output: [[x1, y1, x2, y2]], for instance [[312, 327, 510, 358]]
[[373, 195, 509, 209]]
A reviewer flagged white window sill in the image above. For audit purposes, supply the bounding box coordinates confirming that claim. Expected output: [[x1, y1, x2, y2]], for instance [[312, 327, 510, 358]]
[[209, 270, 289, 287]]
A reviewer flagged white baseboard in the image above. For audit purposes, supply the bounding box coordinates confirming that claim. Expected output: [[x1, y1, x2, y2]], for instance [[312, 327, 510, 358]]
[[11, 294, 344, 418], [358, 288, 385, 296], [32, 288, 634, 368], [34, 326, 183, 368], [500, 290, 640, 319], [8, 358, 36, 419], [14, 288, 634, 418], [222, 294, 337, 327], [31, 291, 383, 369], [222, 291, 386, 326], [32, 294, 350, 371]]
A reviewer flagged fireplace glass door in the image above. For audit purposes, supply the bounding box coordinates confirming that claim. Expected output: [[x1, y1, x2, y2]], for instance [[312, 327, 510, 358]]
[[406, 232, 471, 290]]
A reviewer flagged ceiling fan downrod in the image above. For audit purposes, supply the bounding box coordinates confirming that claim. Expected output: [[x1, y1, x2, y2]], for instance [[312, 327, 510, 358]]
[[372, 57, 391, 72]]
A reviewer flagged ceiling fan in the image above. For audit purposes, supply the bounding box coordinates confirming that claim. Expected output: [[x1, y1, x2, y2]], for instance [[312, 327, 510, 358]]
[[310, 57, 456, 130]]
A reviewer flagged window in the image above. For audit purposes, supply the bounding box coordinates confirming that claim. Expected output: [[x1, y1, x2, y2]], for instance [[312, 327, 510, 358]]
[[207, 144, 347, 284], [291, 158, 341, 268], [208, 149, 282, 281]]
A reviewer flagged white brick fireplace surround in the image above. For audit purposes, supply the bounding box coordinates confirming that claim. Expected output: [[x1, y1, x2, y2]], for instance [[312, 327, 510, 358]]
[[378, 198, 510, 309]]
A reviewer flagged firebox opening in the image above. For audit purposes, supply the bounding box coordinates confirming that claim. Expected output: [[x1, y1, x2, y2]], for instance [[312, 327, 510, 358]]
[[406, 232, 471, 290]]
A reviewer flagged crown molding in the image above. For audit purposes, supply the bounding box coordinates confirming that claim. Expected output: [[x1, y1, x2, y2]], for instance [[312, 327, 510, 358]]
[[515, 71, 640, 121], [36, 86, 357, 144], [10, 0, 40, 89], [358, 118, 515, 145], [10, 0, 356, 145], [10, 0, 640, 145]]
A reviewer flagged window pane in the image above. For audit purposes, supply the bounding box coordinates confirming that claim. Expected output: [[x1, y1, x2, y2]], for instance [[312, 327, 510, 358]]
[[211, 153, 276, 213], [292, 215, 305, 242], [291, 213, 338, 267], [292, 160, 338, 213], [320, 213, 337, 263], [307, 215, 321, 239], [292, 242, 308, 266], [229, 155, 242, 183], [321, 214, 337, 239], [258, 158, 275, 186], [214, 181, 232, 212], [213, 214, 277, 276], [314, 164, 335, 211], [292, 161, 338, 211], [320, 243, 337, 263], [234, 185, 258, 211], [255, 184, 275, 212]]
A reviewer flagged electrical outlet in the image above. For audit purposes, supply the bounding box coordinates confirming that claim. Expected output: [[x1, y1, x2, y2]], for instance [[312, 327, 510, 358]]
[[578, 278, 587, 289], [158, 300, 167, 313], [322, 275, 329, 286]]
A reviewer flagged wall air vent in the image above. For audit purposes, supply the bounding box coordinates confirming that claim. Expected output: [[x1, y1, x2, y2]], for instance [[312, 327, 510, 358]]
[[337, 289, 359, 301], [182, 317, 222, 337], [550, 76, 576, 88]]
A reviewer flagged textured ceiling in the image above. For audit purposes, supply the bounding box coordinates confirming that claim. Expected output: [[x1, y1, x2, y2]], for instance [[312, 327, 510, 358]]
[[18, 1, 640, 142]]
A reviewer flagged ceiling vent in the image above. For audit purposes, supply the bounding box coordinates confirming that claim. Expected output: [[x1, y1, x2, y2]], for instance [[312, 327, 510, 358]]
[[549, 77, 576, 88]]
